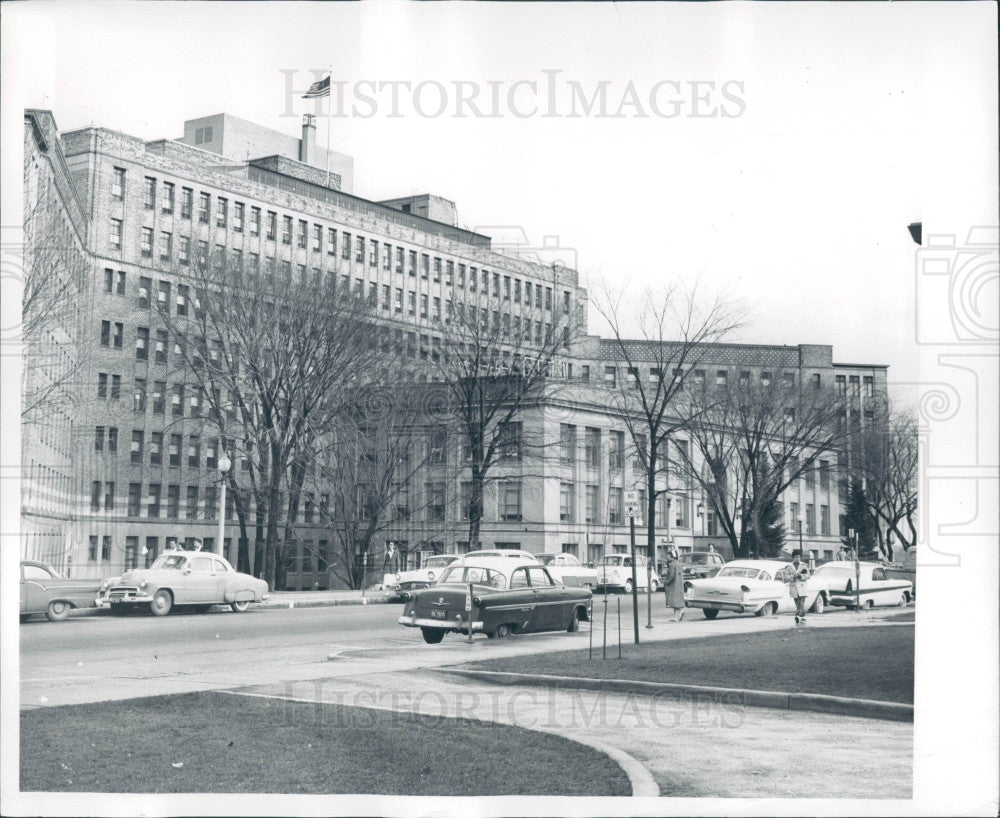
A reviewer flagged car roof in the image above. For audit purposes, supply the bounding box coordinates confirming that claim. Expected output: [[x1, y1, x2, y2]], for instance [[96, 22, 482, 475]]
[[816, 560, 880, 568], [20, 560, 55, 570], [464, 549, 538, 559], [453, 556, 542, 572], [722, 559, 790, 572]]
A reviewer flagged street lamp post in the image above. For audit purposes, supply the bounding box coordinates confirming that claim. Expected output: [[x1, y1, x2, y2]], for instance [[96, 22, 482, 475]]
[[798, 517, 804, 555], [217, 454, 232, 556]]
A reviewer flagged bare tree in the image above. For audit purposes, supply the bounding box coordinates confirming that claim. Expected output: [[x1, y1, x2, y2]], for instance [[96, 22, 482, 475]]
[[593, 282, 746, 565], [427, 282, 579, 549], [21, 172, 86, 425], [675, 373, 854, 558], [155, 258, 383, 589], [853, 406, 919, 557]]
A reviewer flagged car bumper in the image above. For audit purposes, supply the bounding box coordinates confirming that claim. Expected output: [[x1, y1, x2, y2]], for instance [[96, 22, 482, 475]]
[[398, 615, 484, 631], [96, 592, 154, 606], [685, 598, 749, 613]]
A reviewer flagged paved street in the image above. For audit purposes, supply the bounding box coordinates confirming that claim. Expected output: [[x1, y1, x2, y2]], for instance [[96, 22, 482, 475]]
[[20, 596, 909, 709]]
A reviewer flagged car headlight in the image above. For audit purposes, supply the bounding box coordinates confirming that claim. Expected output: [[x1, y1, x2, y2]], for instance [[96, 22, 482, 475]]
[[395, 573, 401, 581], [139, 579, 148, 589], [427, 571, 435, 581]]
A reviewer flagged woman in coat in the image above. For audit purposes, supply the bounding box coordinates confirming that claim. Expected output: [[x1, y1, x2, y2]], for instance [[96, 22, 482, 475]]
[[663, 549, 686, 622]]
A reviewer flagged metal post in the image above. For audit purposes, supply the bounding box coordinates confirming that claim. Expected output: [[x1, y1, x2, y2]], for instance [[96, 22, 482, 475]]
[[630, 515, 639, 643], [602, 593, 608, 660], [617, 596, 622, 659], [853, 530, 861, 613], [216, 454, 231, 556], [645, 556, 653, 629], [588, 600, 593, 660], [467, 582, 474, 644]]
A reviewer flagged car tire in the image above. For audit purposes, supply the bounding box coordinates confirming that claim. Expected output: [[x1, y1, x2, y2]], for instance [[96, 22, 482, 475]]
[[567, 611, 580, 632], [624, 579, 634, 594], [150, 589, 173, 617], [897, 593, 907, 607], [494, 623, 511, 638], [649, 578, 660, 593], [703, 608, 719, 620], [230, 600, 251, 613], [811, 594, 826, 615], [864, 599, 875, 610], [45, 600, 70, 622], [421, 627, 445, 644]]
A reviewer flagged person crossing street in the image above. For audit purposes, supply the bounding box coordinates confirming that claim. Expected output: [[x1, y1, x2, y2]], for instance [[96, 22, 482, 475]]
[[786, 550, 812, 625]]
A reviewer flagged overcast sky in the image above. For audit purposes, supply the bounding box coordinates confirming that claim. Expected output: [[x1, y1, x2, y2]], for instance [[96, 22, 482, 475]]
[[3, 2, 997, 390]]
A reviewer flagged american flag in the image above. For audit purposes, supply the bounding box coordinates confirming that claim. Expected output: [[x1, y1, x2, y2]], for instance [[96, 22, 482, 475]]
[[302, 75, 331, 99]]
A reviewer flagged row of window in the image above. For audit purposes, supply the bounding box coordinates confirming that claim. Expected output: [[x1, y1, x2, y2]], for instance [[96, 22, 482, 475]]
[[111, 170, 571, 310], [597, 366, 874, 393]]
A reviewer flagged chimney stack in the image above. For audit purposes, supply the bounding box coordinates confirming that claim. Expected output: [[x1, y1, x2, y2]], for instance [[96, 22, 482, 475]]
[[300, 114, 316, 165]]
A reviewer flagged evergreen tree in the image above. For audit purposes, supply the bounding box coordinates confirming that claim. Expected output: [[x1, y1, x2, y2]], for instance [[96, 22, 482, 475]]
[[841, 479, 879, 559]]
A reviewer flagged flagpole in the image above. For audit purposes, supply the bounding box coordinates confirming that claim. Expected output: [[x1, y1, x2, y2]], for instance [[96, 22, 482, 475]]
[[326, 65, 333, 188]]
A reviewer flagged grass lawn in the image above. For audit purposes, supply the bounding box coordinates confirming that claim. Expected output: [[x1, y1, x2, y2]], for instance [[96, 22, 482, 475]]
[[464, 624, 914, 703], [21, 691, 630, 795]]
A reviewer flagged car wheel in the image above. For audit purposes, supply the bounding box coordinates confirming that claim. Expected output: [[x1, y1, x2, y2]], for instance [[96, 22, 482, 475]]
[[897, 593, 908, 607], [649, 578, 660, 593], [624, 579, 634, 594], [494, 623, 511, 638], [150, 589, 173, 617], [864, 599, 875, 610], [811, 594, 826, 615], [421, 628, 445, 644], [703, 608, 719, 620], [567, 611, 580, 632], [45, 600, 70, 622], [230, 600, 251, 613]]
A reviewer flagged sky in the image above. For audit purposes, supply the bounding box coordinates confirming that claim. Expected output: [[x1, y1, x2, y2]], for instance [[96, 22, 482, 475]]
[[2, 6, 998, 814], [3, 2, 995, 391]]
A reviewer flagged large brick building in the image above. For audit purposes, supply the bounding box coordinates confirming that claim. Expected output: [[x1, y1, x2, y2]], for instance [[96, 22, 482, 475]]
[[21, 109, 887, 587]]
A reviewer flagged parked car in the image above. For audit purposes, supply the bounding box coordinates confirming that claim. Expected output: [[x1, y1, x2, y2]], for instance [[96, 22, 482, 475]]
[[595, 554, 659, 593], [536, 553, 600, 588], [383, 554, 461, 601], [97, 551, 269, 616], [886, 548, 917, 598], [20, 561, 104, 622], [685, 559, 824, 619], [464, 549, 539, 560], [399, 556, 592, 643], [811, 561, 914, 609], [676, 551, 726, 581]]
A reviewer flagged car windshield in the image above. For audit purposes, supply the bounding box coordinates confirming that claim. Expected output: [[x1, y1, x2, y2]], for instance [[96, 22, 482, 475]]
[[602, 556, 627, 566], [151, 553, 187, 571], [716, 566, 761, 579], [814, 565, 856, 577], [682, 554, 709, 565], [437, 566, 508, 589]]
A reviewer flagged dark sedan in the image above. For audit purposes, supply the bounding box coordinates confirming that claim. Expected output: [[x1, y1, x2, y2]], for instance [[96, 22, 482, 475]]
[[399, 557, 592, 643]]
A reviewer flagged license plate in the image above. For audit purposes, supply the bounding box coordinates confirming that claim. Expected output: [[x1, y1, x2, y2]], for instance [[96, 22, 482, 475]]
[[110, 594, 125, 601], [430, 610, 446, 619]]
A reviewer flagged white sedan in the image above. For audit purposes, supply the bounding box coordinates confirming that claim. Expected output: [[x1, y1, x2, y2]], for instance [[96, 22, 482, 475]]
[[383, 555, 461, 601], [536, 553, 600, 588], [685, 559, 824, 619], [811, 561, 913, 609]]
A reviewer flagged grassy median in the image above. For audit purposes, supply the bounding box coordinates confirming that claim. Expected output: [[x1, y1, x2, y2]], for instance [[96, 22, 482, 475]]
[[464, 624, 914, 703], [21, 691, 631, 795]]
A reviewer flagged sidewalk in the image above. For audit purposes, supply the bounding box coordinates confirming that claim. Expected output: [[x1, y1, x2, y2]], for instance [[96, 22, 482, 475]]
[[261, 588, 391, 608]]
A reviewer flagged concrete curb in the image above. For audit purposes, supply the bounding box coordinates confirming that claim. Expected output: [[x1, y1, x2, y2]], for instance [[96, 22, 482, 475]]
[[64, 594, 392, 618], [434, 668, 914, 723]]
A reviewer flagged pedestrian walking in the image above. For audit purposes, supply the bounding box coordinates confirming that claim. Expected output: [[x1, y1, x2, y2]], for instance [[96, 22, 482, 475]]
[[662, 548, 686, 622], [786, 549, 812, 625]]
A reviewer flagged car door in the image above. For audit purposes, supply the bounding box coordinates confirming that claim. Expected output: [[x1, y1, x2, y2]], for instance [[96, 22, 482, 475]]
[[21, 563, 56, 614], [868, 567, 892, 605], [187, 555, 225, 603], [527, 565, 565, 630], [505, 567, 540, 631]]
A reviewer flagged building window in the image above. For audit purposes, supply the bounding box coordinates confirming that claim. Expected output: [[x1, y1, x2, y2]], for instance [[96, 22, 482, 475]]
[[609, 430, 625, 470], [144, 177, 156, 209], [178, 236, 190, 266], [167, 484, 180, 519], [109, 219, 122, 250], [217, 197, 228, 228], [160, 231, 172, 261], [585, 427, 601, 468], [499, 422, 522, 462], [140, 227, 153, 257], [112, 167, 125, 199], [560, 483, 575, 522], [499, 482, 522, 521], [91, 480, 101, 511], [148, 484, 161, 518], [146, 432, 161, 466], [186, 486, 199, 520], [168, 434, 181, 466], [327, 227, 337, 256], [130, 430, 144, 464], [608, 488, 624, 525], [104, 481, 115, 511], [180, 187, 193, 219], [127, 483, 142, 516], [356, 236, 366, 263], [426, 483, 446, 521], [154, 329, 167, 364], [806, 503, 816, 536], [819, 460, 830, 490], [198, 192, 211, 223], [97, 372, 108, 398], [162, 181, 174, 214], [171, 385, 184, 417], [603, 366, 616, 387], [188, 435, 200, 468], [560, 424, 577, 464], [194, 126, 213, 145], [101, 536, 112, 562], [585, 485, 600, 523]]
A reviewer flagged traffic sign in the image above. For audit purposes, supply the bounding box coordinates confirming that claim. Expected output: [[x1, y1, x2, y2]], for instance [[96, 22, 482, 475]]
[[624, 490, 640, 518]]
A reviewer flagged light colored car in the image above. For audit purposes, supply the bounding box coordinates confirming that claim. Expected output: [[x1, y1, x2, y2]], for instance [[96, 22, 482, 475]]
[[811, 561, 913, 609], [20, 561, 104, 622], [464, 549, 539, 560], [98, 551, 269, 616], [595, 554, 659, 594], [685, 559, 824, 619], [676, 551, 726, 581], [399, 556, 592, 643], [383, 554, 461, 601], [536, 553, 599, 588]]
